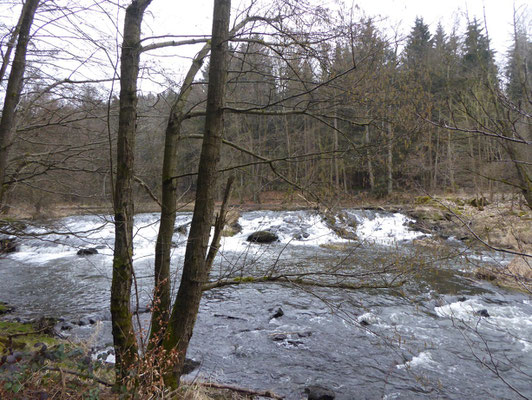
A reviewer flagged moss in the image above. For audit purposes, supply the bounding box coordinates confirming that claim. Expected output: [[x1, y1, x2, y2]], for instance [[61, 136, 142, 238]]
[[0, 302, 12, 314], [0, 320, 58, 353], [232, 276, 255, 283], [414, 196, 433, 205]]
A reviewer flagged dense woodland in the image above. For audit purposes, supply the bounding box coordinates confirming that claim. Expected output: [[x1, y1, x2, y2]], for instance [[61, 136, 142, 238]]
[[1, 3, 531, 214]]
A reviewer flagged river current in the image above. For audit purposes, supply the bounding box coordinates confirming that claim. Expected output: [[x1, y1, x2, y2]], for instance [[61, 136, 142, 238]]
[[0, 209, 530, 399]]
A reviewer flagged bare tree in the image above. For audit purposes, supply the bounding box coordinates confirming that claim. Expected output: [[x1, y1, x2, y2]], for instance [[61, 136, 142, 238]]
[[0, 0, 40, 207]]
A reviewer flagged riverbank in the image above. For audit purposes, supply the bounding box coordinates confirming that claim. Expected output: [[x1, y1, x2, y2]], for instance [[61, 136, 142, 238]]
[[0, 308, 278, 399]]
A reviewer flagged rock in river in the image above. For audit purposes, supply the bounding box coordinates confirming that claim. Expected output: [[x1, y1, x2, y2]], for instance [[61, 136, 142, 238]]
[[0, 238, 18, 253], [304, 385, 335, 400], [247, 230, 278, 243], [77, 248, 98, 256]]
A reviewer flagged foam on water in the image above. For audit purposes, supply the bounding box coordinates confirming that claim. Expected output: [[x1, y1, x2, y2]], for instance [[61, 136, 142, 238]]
[[351, 211, 427, 245], [219, 210, 349, 252], [6, 209, 429, 266], [435, 298, 532, 352], [396, 351, 436, 370]]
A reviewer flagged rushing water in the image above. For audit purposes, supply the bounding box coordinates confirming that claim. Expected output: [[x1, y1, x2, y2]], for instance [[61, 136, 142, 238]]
[[0, 209, 530, 399]]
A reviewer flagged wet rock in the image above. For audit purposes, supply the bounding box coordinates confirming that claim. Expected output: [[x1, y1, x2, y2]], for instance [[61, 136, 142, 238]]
[[304, 385, 335, 400], [0, 238, 18, 253], [182, 358, 201, 375], [287, 339, 304, 346], [297, 331, 312, 338], [174, 223, 189, 235], [222, 210, 242, 237], [0, 301, 14, 315], [457, 296, 467, 302], [359, 319, 370, 326], [247, 230, 278, 243], [60, 322, 74, 331], [293, 231, 310, 240], [272, 334, 287, 341], [77, 248, 98, 256], [476, 309, 490, 318], [32, 317, 59, 335], [270, 307, 284, 319]]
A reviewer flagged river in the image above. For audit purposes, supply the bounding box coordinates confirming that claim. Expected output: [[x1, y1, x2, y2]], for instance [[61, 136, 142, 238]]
[[0, 209, 530, 399]]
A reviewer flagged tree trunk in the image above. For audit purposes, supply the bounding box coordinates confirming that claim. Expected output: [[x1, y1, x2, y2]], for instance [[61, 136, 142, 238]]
[[162, 0, 230, 388], [149, 39, 211, 346], [365, 124, 374, 191], [386, 121, 393, 195], [111, 0, 152, 381], [0, 0, 39, 207], [504, 140, 532, 210]]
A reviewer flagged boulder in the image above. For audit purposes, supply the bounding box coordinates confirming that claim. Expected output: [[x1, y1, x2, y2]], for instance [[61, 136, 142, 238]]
[[506, 255, 532, 281], [182, 358, 201, 375], [270, 307, 284, 319], [247, 230, 278, 243], [304, 385, 335, 400], [222, 210, 242, 237], [77, 248, 98, 256], [476, 309, 490, 318], [0, 238, 18, 253]]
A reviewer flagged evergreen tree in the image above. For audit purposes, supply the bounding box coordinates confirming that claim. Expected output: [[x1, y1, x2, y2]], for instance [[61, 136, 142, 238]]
[[462, 17, 496, 81], [403, 17, 433, 69]]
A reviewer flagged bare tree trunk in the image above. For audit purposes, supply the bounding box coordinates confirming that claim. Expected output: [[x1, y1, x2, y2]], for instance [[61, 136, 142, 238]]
[[447, 130, 454, 190], [0, 2, 28, 84], [0, 0, 39, 207], [332, 106, 339, 189], [149, 40, 211, 346], [365, 124, 374, 191], [111, 0, 152, 381], [162, 0, 230, 388], [504, 140, 532, 209], [386, 121, 393, 195], [433, 130, 440, 190]]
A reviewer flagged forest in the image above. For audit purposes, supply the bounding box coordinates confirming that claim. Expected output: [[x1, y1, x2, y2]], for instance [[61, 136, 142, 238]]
[[0, 0, 531, 399], [0, 2, 530, 213]]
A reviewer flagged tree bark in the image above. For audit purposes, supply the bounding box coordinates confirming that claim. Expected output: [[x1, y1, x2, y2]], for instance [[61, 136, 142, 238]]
[[0, 0, 40, 207], [111, 0, 152, 381], [149, 41, 211, 345], [365, 124, 374, 191], [386, 121, 393, 195], [162, 0, 231, 388]]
